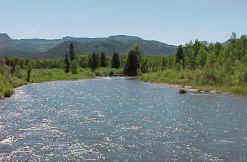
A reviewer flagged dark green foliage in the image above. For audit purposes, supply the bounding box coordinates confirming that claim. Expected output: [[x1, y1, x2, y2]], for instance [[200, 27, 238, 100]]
[[133, 45, 142, 68], [123, 46, 142, 76], [64, 54, 70, 73], [100, 52, 107, 67], [176, 45, 184, 69], [69, 43, 75, 61], [88, 53, 99, 71], [124, 49, 139, 76], [111, 52, 120, 68], [78, 56, 89, 68], [4, 88, 14, 97], [109, 71, 114, 76]]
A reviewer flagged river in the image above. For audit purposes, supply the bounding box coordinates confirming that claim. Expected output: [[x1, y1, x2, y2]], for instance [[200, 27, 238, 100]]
[[0, 77, 247, 162]]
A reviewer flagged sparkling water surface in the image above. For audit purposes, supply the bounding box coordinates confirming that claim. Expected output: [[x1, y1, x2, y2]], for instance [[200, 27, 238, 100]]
[[1, 77, 247, 161]]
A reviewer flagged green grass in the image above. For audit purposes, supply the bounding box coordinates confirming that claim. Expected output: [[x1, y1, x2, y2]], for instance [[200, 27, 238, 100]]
[[0, 68, 26, 98], [30, 68, 95, 83]]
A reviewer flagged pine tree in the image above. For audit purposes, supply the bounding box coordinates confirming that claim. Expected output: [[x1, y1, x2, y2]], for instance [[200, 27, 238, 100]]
[[69, 43, 75, 61], [88, 52, 99, 71], [176, 45, 184, 69], [111, 52, 120, 68], [64, 54, 70, 73], [124, 49, 139, 76], [100, 52, 107, 67], [135, 45, 142, 67]]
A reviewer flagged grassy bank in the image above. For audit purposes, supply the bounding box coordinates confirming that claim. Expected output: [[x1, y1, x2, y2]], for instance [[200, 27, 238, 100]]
[[30, 68, 95, 83], [0, 67, 123, 98], [139, 69, 247, 96], [0, 73, 25, 98]]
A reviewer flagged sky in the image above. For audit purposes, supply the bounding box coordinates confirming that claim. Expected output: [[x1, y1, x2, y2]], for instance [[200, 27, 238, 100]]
[[1, 0, 246, 45]]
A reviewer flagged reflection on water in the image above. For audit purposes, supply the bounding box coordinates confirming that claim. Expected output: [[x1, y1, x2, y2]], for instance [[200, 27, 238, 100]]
[[0, 78, 247, 161]]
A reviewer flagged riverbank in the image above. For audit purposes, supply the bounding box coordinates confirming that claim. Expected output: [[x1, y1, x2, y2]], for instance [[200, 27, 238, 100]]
[[0, 69, 94, 98], [0, 68, 123, 99], [139, 70, 247, 96]]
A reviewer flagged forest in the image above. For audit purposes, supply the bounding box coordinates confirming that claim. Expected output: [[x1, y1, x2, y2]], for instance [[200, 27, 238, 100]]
[[1, 34, 247, 98]]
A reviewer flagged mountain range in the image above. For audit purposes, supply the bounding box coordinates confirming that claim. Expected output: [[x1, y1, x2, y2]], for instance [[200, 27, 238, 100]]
[[0, 33, 177, 58]]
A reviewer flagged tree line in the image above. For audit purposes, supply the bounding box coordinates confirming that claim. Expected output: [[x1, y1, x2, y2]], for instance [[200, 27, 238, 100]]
[[63, 43, 140, 76]]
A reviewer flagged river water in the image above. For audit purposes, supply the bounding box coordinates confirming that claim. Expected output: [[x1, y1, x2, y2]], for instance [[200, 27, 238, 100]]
[[0, 77, 247, 162]]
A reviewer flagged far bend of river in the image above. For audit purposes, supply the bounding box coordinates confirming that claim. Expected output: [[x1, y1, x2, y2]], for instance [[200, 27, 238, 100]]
[[1, 77, 247, 162]]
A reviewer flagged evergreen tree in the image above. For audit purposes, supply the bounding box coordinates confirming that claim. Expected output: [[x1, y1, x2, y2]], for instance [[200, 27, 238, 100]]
[[126, 45, 142, 69], [69, 43, 75, 61], [124, 49, 139, 76], [100, 52, 107, 67], [88, 52, 99, 71], [193, 40, 201, 56], [64, 54, 70, 73], [111, 52, 120, 68], [134, 45, 142, 68], [176, 45, 184, 69]]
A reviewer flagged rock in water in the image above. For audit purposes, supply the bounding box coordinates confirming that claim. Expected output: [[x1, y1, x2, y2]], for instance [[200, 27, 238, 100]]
[[179, 89, 187, 94]]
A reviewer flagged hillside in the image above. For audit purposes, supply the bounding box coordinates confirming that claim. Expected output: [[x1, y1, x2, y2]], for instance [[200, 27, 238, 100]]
[[0, 33, 177, 58]]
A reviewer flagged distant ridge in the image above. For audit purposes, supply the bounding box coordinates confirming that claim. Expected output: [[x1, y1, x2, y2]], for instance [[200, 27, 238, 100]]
[[0, 33, 177, 58]]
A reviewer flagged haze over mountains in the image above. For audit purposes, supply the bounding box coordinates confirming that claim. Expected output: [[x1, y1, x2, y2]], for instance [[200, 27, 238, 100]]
[[0, 33, 177, 58]]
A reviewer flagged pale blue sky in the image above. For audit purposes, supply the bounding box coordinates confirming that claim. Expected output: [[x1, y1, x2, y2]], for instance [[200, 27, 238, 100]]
[[1, 0, 246, 45]]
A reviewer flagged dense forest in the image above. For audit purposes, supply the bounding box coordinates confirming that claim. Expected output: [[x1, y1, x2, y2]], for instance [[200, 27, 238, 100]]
[[1, 34, 247, 98]]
